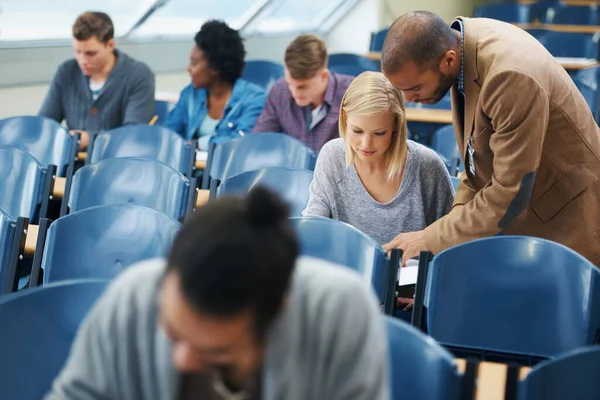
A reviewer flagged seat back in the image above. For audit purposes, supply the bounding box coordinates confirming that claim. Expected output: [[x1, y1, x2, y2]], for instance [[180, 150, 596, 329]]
[[431, 125, 464, 173], [242, 60, 285, 91], [0, 208, 16, 294], [536, 31, 599, 59], [450, 176, 460, 192], [0, 145, 46, 221], [0, 116, 74, 176], [328, 53, 379, 71], [69, 157, 190, 220], [370, 28, 388, 52], [385, 316, 462, 400], [426, 236, 600, 359], [154, 100, 176, 127], [90, 124, 193, 175], [209, 133, 316, 182], [519, 346, 600, 400], [41, 204, 181, 283], [474, 3, 531, 23], [0, 280, 108, 400], [217, 167, 313, 217], [289, 217, 389, 301], [543, 4, 600, 26]]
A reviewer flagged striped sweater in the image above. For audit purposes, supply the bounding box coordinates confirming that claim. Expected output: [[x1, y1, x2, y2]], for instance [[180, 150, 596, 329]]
[[39, 49, 155, 133]]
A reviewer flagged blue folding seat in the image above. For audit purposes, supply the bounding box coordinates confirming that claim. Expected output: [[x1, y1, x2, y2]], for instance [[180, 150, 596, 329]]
[[30, 204, 181, 284], [217, 167, 313, 217], [242, 60, 285, 91], [154, 100, 177, 127], [370, 28, 388, 52], [0, 280, 108, 400], [328, 53, 379, 72]]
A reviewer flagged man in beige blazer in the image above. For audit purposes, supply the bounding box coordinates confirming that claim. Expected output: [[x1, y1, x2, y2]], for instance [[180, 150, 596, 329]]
[[381, 11, 600, 266]]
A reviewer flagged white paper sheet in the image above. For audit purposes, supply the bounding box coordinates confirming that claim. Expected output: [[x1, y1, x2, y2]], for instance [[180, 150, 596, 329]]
[[196, 151, 208, 162], [398, 259, 419, 286], [555, 57, 597, 65]]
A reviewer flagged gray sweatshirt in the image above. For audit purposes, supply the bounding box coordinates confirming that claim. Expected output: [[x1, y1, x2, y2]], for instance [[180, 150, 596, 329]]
[[45, 256, 389, 400], [303, 138, 455, 245], [39, 49, 155, 133]]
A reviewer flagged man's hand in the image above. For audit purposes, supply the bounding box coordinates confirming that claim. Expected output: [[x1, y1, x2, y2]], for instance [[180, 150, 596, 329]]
[[69, 130, 89, 150], [383, 230, 429, 266]]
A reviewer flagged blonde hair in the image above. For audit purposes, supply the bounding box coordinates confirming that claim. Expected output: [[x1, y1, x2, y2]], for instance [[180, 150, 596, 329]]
[[284, 35, 328, 80], [339, 71, 408, 181]]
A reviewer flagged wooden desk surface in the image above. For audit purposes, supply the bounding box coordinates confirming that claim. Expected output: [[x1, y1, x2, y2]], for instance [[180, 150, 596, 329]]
[[195, 160, 206, 170], [455, 359, 531, 400], [405, 108, 453, 124], [24, 224, 39, 257], [52, 177, 66, 200]]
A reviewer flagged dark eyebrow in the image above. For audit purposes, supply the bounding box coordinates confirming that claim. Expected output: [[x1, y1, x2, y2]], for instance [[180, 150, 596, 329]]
[[399, 83, 422, 91]]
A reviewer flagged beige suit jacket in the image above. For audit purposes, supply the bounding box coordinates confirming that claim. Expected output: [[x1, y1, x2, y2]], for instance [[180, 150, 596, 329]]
[[424, 17, 600, 266]]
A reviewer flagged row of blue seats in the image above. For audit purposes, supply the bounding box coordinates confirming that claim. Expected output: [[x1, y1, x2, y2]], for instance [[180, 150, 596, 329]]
[[2, 236, 600, 399], [474, 1, 600, 26]]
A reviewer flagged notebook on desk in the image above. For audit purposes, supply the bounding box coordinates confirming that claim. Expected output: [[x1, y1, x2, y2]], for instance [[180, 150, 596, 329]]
[[398, 259, 419, 287]]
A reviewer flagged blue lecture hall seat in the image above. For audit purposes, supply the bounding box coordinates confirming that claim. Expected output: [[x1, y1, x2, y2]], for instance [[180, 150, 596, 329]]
[[370, 28, 388, 52], [536, 31, 599, 59], [217, 166, 313, 217], [89, 124, 195, 176], [450, 176, 460, 192], [473, 3, 532, 23], [420, 236, 600, 363], [541, 4, 600, 26], [203, 132, 316, 192], [0, 115, 76, 176], [329, 64, 377, 77], [430, 125, 464, 175], [32, 204, 181, 284], [69, 157, 192, 220], [328, 53, 379, 72], [573, 66, 600, 122], [0, 145, 49, 222], [288, 216, 390, 303], [519, 346, 600, 400], [0, 208, 18, 294], [0, 280, 108, 400], [154, 100, 177, 127], [385, 316, 462, 400], [241, 60, 285, 91]]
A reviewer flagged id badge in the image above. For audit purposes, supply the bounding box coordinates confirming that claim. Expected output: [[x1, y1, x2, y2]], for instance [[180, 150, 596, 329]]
[[467, 138, 476, 176]]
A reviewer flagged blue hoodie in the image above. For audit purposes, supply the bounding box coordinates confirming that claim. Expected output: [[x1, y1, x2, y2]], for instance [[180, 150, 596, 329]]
[[166, 79, 266, 146]]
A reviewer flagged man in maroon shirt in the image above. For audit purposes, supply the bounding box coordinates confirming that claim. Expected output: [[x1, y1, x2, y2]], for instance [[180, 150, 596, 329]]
[[252, 35, 354, 153]]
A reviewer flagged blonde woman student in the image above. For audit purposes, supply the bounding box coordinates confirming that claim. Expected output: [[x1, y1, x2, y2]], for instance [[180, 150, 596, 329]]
[[302, 71, 454, 246]]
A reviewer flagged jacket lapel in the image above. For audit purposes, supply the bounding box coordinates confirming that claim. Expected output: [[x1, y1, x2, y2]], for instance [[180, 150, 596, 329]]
[[458, 17, 482, 157]]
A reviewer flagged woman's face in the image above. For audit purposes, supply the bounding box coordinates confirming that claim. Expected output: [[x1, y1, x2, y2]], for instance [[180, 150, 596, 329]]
[[345, 111, 396, 163], [187, 45, 217, 89]]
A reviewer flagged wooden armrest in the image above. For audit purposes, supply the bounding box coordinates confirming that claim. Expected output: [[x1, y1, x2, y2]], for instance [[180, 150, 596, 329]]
[[24, 224, 39, 257], [195, 189, 210, 208], [195, 160, 207, 170], [52, 177, 66, 199], [77, 152, 87, 161]]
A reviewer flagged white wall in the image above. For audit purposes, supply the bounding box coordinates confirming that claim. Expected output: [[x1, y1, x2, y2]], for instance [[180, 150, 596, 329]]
[[325, 0, 379, 54]]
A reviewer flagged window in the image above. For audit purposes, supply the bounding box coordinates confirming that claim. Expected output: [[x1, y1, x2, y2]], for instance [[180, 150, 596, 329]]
[[131, 0, 265, 38], [0, 0, 156, 41], [245, 0, 347, 34]]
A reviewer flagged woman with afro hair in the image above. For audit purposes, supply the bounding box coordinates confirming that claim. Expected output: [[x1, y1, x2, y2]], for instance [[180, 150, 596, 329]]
[[166, 20, 266, 149]]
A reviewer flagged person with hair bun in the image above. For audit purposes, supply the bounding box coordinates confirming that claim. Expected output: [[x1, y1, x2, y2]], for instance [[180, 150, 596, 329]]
[[303, 71, 454, 247], [166, 20, 266, 149], [47, 187, 389, 400]]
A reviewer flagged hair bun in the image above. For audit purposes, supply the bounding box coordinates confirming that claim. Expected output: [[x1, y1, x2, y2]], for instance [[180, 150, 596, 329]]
[[246, 186, 290, 226]]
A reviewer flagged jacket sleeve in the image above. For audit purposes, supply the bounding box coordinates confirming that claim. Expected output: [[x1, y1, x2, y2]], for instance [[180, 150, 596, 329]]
[[165, 87, 190, 137], [39, 64, 66, 123], [251, 88, 284, 134], [424, 70, 549, 254], [123, 64, 156, 126], [210, 90, 267, 146]]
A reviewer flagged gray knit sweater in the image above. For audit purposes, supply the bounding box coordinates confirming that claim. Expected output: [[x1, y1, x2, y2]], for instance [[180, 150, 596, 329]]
[[39, 49, 155, 133]]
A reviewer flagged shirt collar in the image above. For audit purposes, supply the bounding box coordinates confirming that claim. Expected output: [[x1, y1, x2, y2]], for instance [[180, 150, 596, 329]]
[[451, 19, 465, 95]]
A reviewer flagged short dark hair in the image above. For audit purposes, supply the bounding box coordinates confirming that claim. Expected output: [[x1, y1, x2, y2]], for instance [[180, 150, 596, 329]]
[[167, 187, 298, 341], [381, 11, 458, 74], [72, 12, 114, 43], [194, 20, 246, 85]]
